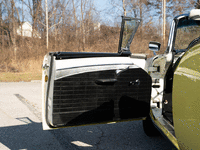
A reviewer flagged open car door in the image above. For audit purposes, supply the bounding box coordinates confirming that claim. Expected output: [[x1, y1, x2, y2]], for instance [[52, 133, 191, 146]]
[[42, 17, 152, 130]]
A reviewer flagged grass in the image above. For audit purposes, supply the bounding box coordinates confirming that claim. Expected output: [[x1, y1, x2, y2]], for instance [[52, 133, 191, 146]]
[[0, 72, 42, 82], [0, 28, 166, 82]]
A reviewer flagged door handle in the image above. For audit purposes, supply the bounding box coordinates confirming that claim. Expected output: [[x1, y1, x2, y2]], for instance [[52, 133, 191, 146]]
[[95, 79, 117, 85]]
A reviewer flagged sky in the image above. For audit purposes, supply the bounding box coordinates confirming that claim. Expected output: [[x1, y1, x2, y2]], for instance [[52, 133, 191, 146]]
[[15, 0, 121, 26], [94, 0, 122, 26], [14, 0, 195, 28]]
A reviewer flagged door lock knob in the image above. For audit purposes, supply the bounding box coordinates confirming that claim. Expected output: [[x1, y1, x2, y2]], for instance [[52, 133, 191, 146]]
[[129, 79, 140, 86]]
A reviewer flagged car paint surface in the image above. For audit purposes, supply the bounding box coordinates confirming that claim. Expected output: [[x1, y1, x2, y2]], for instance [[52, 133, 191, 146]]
[[173, 43, 200, 150]]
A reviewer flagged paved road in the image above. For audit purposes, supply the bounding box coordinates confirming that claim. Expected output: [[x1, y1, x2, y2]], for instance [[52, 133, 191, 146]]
[[0, 82, 177, 150]]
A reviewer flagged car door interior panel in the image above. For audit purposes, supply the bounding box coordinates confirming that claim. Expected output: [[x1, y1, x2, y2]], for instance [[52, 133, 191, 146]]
[[46, 63, 152, 127]]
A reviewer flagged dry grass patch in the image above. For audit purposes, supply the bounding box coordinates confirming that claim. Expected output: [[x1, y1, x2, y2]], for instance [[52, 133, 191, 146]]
[[0, 72, 42, 82]]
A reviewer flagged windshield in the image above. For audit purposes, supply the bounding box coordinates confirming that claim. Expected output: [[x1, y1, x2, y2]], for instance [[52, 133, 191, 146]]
[[174, 19, 200, 51]]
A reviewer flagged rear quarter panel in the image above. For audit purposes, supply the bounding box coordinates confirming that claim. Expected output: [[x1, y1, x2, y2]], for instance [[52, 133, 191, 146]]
[[173, 44, 200, 150]]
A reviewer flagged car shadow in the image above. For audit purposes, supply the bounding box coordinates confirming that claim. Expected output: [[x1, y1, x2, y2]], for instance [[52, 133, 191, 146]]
[[0, 117, 84, 150], [0, 117, 177, 150]]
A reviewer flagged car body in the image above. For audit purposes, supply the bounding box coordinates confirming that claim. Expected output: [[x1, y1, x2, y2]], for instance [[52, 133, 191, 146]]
[[42, 10, 200, 150]]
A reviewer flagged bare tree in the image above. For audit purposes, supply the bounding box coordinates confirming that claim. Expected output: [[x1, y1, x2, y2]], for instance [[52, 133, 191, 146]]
[[0, 1, 3, 49], [72, 0, 78, 41], [195, 0, 200, 8], [110, 0, 146, 17], [81, 0, 86, 51], [2, 0, 20, 60], [45, 0, 48, 49], [32, 0, 42, 37]]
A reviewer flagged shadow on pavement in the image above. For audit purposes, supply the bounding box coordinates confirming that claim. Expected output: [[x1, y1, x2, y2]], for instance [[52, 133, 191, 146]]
[[0, 117, 177, 150], [0, 117, 85, 150]]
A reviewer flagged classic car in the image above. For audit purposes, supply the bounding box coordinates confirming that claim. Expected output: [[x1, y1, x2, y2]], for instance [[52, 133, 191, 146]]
[[42, 9, 200, 150]]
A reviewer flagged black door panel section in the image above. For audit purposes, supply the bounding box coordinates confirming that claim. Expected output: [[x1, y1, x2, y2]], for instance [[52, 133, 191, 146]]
[[47, 68, 152, 127]]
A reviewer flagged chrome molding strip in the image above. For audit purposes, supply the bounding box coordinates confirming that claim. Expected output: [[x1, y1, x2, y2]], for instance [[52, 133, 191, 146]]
[[56, 63, 133, 71], [55, 64, 139, 80]]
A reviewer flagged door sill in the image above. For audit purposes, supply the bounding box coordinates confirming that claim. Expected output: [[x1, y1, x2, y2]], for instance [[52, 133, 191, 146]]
[[152, 107, 175, 137]]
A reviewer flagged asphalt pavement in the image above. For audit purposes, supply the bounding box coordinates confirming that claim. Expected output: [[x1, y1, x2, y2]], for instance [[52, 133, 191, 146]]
[[0, 82, 177, 150]]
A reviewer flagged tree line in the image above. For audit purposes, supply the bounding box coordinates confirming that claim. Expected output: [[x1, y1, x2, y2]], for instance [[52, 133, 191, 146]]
[[0, 0, 199, 72]]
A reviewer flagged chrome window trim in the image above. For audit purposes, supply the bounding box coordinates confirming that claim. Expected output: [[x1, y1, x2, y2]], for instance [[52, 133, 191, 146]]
[[167, 20, 176, 53]]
